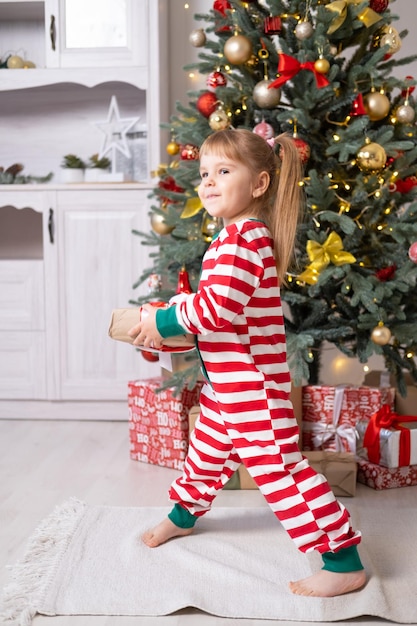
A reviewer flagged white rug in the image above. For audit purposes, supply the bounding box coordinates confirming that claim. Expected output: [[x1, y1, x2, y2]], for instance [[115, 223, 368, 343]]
[[1, 497, 417, 624]]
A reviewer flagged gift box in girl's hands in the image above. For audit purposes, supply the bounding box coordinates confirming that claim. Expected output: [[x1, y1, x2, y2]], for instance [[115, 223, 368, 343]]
[[108, 304, 195, 353]]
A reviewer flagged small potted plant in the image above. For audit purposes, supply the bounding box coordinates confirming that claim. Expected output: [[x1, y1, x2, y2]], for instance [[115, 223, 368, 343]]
[[84, 153, 111, 182], [60, 154, 86, 183]]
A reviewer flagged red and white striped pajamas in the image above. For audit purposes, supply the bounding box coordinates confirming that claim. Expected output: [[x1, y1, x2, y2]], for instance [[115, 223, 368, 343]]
[[158, 218, 361, 555]]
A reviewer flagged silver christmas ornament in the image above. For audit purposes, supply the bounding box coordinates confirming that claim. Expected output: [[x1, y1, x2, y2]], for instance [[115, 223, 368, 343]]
[[253, 80, 281, 109], [295, 21, 314, 40], [396, 104, 415, 124], [189, 28, 206, 47]]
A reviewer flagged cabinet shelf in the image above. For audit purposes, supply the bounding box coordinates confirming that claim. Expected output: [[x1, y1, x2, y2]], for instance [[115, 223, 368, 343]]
[[0, 66, 148, 90]]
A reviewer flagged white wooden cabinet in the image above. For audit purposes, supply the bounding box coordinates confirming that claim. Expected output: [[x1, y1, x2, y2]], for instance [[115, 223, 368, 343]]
[[0, 0, 168, 419], [0, 185, 160, 417], [56, 187, 157, 401], [45, 0, 145, 69]]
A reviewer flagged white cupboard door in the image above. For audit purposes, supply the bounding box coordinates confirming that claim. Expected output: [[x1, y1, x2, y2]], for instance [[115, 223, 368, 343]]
[[45, 0, 146, 69], [0, 260, 47, 399], [57, 190, 159, 400]]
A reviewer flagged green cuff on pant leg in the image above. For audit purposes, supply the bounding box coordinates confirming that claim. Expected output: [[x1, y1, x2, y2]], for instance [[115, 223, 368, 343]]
[[322, 545, 364, 573], [168, 503, 198, 529]]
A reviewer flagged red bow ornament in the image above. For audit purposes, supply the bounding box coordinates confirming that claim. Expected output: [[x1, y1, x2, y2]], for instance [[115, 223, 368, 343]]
[[363, 404, 417, 467], [268, 53, 330, 91]]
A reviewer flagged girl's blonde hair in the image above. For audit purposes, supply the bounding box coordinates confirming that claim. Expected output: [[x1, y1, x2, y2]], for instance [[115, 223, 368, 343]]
[[199, 128, 304, 284]]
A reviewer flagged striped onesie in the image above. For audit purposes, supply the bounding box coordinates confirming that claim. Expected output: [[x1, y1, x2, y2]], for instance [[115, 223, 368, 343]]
[[156, 218, 362, 567]]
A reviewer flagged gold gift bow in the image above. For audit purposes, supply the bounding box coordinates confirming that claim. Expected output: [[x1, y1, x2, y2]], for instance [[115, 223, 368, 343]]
[[326, 0, 383, 35], [297, 231, 356, 284], [181, 196, 203, 218]]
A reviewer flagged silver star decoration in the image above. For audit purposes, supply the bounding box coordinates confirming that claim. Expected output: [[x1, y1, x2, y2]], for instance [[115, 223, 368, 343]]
[[94, 95, 140, 173]]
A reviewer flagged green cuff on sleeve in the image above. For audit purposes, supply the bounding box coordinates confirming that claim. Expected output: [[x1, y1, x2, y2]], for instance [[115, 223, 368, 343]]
[[156, 305, 187, 338]]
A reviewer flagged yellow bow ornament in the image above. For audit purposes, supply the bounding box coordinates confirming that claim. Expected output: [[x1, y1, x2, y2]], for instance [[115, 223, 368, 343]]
[[298, 232, 356, 285], [326, 0, 382, 35]]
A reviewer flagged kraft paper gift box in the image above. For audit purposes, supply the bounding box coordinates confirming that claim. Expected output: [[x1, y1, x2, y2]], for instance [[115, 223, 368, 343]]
[[302, 451, 357, 497], [128, 378, 202, 470], [356, 404, 417, 469], [302, 384, 395, 454], [357, 457, 417, 490], [188, 384, 303, 490]]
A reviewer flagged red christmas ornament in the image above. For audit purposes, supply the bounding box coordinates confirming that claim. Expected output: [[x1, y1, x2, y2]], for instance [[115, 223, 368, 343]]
[[207, 70, 227, 91], [197, 91, 218, 118], [158, 176, 184, 204], [293, 137, 311, 164], [213, 0, 232, 32], [213, 0, 231, 16], [141, 350, 159, 362], [253, 121, 274, 140], [349, 93, 367, 116], [409, 242, 417, 263], [369, 0, 389, 13], [264, 16, 282, 35], [177, 267, 192, 294], [180, 144, 199, 160], [375, 265, 396, 281], [401, 76, 415, 98], [392, 176, 417, 194]]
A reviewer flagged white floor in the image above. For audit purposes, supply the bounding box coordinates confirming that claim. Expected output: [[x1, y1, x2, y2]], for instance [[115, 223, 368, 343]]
[[0, 419, 415, 626]]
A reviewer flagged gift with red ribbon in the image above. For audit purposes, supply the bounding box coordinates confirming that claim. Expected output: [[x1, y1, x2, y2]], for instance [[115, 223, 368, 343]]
[[356, 404, 417, 468], [268, 53, 330, 91], [302, 384, 395, 454]]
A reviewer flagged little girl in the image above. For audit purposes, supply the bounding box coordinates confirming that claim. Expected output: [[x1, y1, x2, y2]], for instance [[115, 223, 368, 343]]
[[129, 129, 366, 598]]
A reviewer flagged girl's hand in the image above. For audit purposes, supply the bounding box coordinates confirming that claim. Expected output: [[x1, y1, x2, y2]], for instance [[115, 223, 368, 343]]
[[128, 304, 164, 349]]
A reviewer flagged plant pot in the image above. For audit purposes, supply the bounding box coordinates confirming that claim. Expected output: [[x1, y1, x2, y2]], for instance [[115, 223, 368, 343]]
[[61, 168, 84, 183]]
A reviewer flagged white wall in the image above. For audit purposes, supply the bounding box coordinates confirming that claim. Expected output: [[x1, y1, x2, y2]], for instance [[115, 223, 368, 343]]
[[167, 1, 417, 385]]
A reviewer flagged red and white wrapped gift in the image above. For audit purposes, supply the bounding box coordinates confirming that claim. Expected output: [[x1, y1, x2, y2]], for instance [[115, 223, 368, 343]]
[[357, 457, 417, 490], [128, 377, 202, 470], [356, 404, 417, 468], [302, 384, 395, 454]]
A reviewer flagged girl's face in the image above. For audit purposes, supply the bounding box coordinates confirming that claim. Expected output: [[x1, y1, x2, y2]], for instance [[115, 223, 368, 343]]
[[198, 152, 268, 226]]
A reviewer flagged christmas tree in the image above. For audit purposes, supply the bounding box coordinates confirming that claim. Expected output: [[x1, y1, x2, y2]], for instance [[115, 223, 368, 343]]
[[131, 0, 417, 396]]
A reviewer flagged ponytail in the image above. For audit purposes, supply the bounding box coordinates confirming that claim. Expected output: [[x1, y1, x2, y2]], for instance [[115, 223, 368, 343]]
[[270, 133, 304, 285]]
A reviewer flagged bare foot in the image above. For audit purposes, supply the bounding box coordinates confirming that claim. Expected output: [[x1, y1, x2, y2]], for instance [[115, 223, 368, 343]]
[[289, 569, 366, 597], [141, 517, 194, 547]]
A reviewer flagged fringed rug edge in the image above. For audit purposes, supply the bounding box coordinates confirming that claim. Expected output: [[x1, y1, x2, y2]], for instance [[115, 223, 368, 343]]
[[0, 497, 86, 626]]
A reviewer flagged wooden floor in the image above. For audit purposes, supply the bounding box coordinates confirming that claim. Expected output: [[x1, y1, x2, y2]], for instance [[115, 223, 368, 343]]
[[0, 419, 414, 626]]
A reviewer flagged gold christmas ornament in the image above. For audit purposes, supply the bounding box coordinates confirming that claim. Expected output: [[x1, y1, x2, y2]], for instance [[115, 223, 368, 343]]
[[357, 141, 387, 172], [166, 141, 180, 156], [224, 34, 253, 65], [371, 324, 391, 346], [189, 28, 206, 47], [201, 213, 222, 242], [363, 90, 390, 121], [209, 106, 230, 131], [7, 55, 24, 69], [150, 212, 174, 236], [253, 79, 281, 109], [376, 26, 402, 55], [314, 57, 330, 74]]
